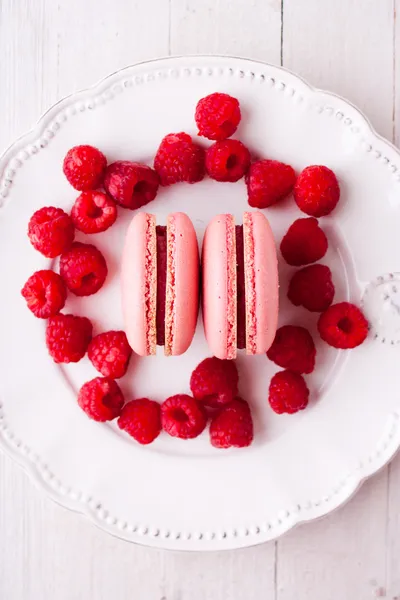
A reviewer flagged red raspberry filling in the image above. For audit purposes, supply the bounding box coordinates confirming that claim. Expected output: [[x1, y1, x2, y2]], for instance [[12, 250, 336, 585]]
[[78, 377, 124, 422], [60, 242, 107, 297], [118, 398, 161, 444], [104, 161, 159, 210], [155, 226, 167, 346], [21, 270, 67, 319]]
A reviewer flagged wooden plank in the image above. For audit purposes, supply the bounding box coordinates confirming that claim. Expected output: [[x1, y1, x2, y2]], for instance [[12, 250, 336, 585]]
[[279, 1, 395, 598], [170, 0, 282, 63], [387, 4, 400, 598], [282, 0, 395, 139]]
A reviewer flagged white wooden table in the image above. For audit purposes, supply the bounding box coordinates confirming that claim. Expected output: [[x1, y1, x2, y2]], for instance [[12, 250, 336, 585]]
[[1, 1, 399, 598]]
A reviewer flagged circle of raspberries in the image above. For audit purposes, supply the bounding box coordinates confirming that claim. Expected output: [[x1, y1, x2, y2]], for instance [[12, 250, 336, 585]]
[[24, 93, 367, 448]]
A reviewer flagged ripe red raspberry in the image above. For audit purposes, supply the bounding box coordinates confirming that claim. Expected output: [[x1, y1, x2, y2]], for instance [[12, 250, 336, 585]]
[[63, 145, 107, 191], [268, 370, 309, 414], [246, 159, 296, 208], [161, 394, 207, 439], [280, 218, 328, 266], [318, 302, 368, 349], [104, 161, 159, 209], [154, 132, 205, 186], [88, 331, 132, 379], [267, 325, 316, 374], [78, 377, 124, 422], [46, 313, 92, 363], [205, 139, 250, 182], [60, 242, 107, 297], [118, 398, 161, 444], [28, 206, 75, 258], [288, 264, 335, 312], [190, 357, 239, 407], [210, 398, 253, 449], [71, 191, 117, 234], [294, 165, 340, 217], [195, 93, 241, 141], [21, 270, 67, 319]]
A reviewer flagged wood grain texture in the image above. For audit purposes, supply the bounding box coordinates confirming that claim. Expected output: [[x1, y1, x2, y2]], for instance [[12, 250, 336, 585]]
[[1, 0, 400, 598]]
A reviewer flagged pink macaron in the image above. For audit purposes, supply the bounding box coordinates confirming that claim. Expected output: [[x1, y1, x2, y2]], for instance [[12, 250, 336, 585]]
[[202, 211, 279, 359], [122, 212, 199, 356]]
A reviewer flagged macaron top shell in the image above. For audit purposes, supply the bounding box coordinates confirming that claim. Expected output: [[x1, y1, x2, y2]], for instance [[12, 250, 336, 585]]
[[165, 212, 199, 356], [202, 214, 237, 360], [244, 211, 279, 354], [122, 212, 157, 356]]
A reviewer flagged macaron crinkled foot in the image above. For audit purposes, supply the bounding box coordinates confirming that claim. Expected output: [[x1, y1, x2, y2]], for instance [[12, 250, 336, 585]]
[[202, 211, 279, 359], [122, 212, 199, 357]]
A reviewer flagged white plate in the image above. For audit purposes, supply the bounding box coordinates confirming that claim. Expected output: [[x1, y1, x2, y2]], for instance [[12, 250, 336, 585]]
[[1, 56, 400, 551]]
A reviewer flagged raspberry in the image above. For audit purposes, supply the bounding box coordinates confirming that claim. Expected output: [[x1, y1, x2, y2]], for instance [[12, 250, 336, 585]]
[[60, 242, 107, 296], [267, 325, 316, 374], [246, 159, 296, 208], [318, 302, 368, 349], [154, 133, 205, 186], [104, 161, 159, 209], [288, 264, 334, 312], [118, 399, 161, 444], [205, 139, 250, 182], [21, 270, 67, 319], [294, 165, 340, 217], [190, 357, 239, 407], [161, 394, 207, 439], [210, 398, 253, 449], [63, 145, 107, 191], [268, 370, 309, 414], [28, 206, 75, 258], [88, 331, 132, 379], [71, 191, 117, 234], [46, 313, 92, 363], [195, 93, 241, 141], [280, 218, 328, 266], [78, 377, 124, 422]]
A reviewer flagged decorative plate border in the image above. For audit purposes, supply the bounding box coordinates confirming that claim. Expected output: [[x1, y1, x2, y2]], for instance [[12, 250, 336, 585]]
[[1, 56, 400, 550]]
